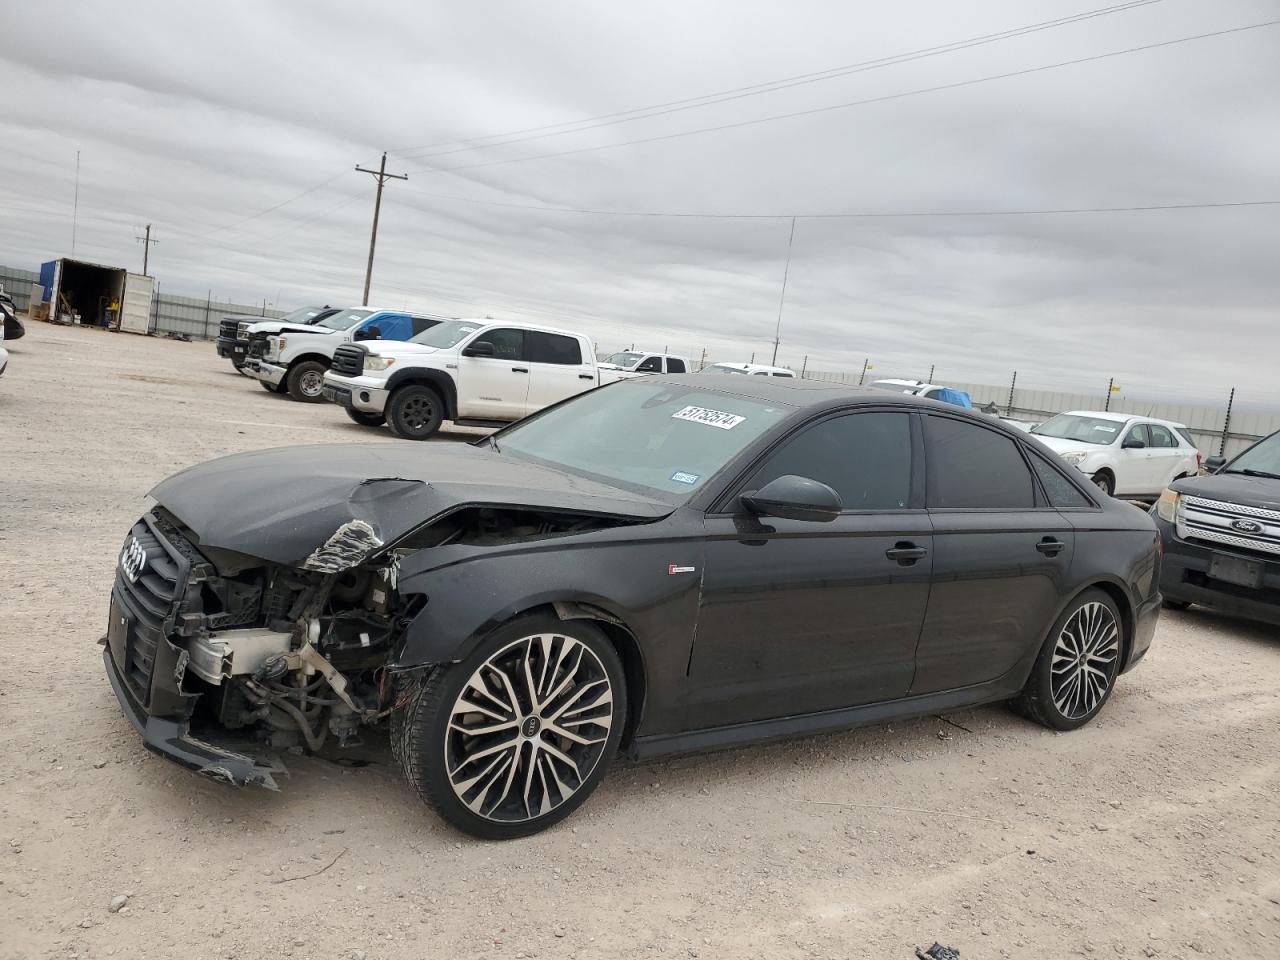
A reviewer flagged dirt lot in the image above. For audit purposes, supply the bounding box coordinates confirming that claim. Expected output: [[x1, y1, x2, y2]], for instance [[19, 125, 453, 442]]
[[1, 320, 1278, 960]]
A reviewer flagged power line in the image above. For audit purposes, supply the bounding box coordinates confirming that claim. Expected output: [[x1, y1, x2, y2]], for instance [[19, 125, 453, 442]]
[[398, 189, 1280, 220], [165, 169, 349, 245], [389, 0, 1164, 160], [418, 19, 1280, 175]]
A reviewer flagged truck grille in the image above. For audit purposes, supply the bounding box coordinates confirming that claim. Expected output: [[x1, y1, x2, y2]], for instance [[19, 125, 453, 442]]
[[331, 344, 366, 378], [1178, 495, 1280, 558], [112, 515, 206, 705], [219, 319, 239, 340]]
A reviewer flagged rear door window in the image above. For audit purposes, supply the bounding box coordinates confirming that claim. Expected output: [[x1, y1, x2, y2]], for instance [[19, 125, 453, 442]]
[[666, 358, 686, 373], [1030, 452, 1093, 508], [746, 412, 913, 511], [527, 331, 582, 365], [924, 416, 1035, 509], [1147, 424, 1177, 448]]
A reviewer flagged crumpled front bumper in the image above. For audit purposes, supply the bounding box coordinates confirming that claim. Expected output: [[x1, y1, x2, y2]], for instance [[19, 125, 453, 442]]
[[243, 359, 287, 386], [102, 644, 283, 789]]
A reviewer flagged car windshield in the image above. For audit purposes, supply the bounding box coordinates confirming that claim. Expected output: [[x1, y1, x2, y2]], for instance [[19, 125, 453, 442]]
[[603, 351, 645, 369], [313, 308, 373, 331], [280, 305, 330, 325], [1032, 413, 1125, 445], [410, 319, 484, 347], [498, 381, 792, 502], [1224, 432, 1280, 478]]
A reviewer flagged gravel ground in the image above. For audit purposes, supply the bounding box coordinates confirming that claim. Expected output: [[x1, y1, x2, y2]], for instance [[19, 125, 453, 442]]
[[2, 321, 1278, 960]]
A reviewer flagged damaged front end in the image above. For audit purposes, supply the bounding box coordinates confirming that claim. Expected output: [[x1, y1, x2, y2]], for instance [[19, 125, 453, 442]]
[[102, 497, 642, 790], [102, 507, 413, 789]]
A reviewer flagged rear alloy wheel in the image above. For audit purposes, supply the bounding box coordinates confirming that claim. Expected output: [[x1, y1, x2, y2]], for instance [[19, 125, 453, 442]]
[[387, 385, 444, 440], [395, 616, 625, 839], [344, 407, 386, 427], [1014, 589, 1122, 730], [1091, 472, 1115, 497], [286, 360, 328, 403]]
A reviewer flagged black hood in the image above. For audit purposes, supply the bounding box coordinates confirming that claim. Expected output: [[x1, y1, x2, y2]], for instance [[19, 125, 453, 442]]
[[150, 442, 671, 570], [1172, 471, 1280, 511]]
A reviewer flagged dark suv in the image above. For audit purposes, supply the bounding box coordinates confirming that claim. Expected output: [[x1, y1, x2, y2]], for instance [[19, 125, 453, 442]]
[[1154, 429, 1280, 625]]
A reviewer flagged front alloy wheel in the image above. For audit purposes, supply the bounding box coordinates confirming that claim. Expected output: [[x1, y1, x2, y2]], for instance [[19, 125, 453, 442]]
[[1014, 589, 1122, 730], [395, 616, 625, 839]]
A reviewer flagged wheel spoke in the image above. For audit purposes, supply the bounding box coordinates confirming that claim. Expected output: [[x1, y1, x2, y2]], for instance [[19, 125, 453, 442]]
[[1049, 602, 1118, 720], [444, 632, 614, 824]]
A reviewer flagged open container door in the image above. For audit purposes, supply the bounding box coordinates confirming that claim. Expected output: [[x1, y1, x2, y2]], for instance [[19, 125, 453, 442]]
[[120, 273, 154, 334]]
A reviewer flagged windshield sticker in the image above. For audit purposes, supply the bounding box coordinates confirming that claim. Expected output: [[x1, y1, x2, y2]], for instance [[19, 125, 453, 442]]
[[672, 405, 745, 430], [669, 470, 700, 485]]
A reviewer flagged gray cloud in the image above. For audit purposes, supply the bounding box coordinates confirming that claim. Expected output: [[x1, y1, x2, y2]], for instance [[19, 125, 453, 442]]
[[2, 0, 1277, 402]]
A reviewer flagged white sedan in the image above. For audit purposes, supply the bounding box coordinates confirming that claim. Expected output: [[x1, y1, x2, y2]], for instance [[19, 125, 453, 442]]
[[1031, 410, 1201, 498]]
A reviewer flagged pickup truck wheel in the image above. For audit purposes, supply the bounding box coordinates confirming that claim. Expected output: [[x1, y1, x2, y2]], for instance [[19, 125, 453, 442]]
[[388, 385, 444, 440], [344, 408, 386, 427], [395, 614, 626, 839], [258, 380, 286, 394], [286, 360, 328, 403]]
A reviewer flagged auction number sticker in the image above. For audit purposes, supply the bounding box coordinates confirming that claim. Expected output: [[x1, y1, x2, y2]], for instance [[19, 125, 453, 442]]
[[671, 405, 745, 430]]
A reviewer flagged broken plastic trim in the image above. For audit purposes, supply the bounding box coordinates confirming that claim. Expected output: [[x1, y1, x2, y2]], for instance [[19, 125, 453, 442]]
[[302, 520, 384, 574]]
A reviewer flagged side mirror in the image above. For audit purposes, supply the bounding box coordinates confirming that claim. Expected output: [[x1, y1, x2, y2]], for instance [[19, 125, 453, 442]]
[[1204, 454, 1226, 472], [1122, 438, 1146, 449], [462, 340, 496, 358], [740, 475, 841, 523]]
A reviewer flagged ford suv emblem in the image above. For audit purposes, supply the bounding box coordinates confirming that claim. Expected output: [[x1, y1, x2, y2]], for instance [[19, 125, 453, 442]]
[[120, 537, 147, 582], [1230, 518, 1263, 534]]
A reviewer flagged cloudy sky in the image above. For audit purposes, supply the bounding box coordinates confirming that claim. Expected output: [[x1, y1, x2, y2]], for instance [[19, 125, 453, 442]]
[[2, 1, 1277, 400]]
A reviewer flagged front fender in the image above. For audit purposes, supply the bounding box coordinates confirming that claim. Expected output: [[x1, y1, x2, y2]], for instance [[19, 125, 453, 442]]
[[390, 531, 703, 738]]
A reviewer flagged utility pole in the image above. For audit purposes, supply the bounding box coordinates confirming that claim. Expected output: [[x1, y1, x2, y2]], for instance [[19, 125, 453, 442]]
[[1220, 387, 1235, 456], [355, 152, 408, 306], [928, 364, 935, 383], [135, 224, 158, 276], [859, 358, 870, 386], [1006, 370, 1018, 417], [771, 216, 797, 366], [1104, 377, 1114, 411], [71, 150, 81, 255]]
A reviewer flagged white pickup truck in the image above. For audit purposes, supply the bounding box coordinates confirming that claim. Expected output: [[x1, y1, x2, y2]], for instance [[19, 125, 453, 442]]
[[241, 307, 447, 402], [321, 319, 631, 439]]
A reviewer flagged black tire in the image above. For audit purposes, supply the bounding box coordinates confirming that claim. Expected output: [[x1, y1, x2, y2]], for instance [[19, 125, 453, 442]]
[[1163, 599, 1192, 611], [1091, 471, 1115, 497], [344, 407, 387, 427], [232, 358, 247, 373], [1013, 588, 1123, 731], [286, 360, 329, 403], [258, 379, 286, 394], [395, 614, 627, 840], [387, 385, 444, 440]]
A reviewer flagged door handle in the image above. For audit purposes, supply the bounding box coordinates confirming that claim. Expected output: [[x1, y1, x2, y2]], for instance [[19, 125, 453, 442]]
[[1036, 537, 1066, 557], [578, 374, 594, 380], [511, 367, 528, 373], [885, 542, 928, 565]]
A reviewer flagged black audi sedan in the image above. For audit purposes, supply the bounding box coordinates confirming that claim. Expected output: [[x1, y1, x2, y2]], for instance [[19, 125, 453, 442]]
[[102, 376, 1161, 838]]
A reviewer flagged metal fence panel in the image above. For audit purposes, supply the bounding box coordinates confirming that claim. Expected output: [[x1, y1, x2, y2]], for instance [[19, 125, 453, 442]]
[[0, 266, 40, 311]]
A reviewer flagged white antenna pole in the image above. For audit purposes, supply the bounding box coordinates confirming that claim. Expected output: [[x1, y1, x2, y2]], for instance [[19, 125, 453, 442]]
[[71, 150, 81, 255], [771, 216, 797, 366]]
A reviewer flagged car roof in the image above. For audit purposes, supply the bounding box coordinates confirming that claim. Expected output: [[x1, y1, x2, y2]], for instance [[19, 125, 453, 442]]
[[709, 361, 794, 373], [454, 317, 586, 338], [1061, 409, 1188, 429]]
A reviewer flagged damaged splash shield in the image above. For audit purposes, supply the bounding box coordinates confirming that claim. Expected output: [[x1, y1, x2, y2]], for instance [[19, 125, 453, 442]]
[[148, 442, 671, 571]]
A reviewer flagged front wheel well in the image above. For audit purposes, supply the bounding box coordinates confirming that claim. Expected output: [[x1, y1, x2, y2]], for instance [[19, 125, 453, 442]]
[[497, 601, 647, 748], [285, 353, 331, 371]]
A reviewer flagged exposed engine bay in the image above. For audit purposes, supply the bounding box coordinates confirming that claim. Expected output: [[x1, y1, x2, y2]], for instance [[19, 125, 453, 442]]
[[108, 504, 635, 785]]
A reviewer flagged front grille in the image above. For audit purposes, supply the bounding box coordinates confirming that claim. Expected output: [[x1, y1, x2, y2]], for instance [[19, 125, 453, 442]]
[[112, 514, 207, 705], [1178, 495, 1280, 558], [247, 333, 271, 359], [218, 319, 239, 340], [331, 344, 366, 377]]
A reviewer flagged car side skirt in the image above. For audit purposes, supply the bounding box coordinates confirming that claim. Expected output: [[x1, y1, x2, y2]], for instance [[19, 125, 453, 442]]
[[625, 672, 1024, 761]]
